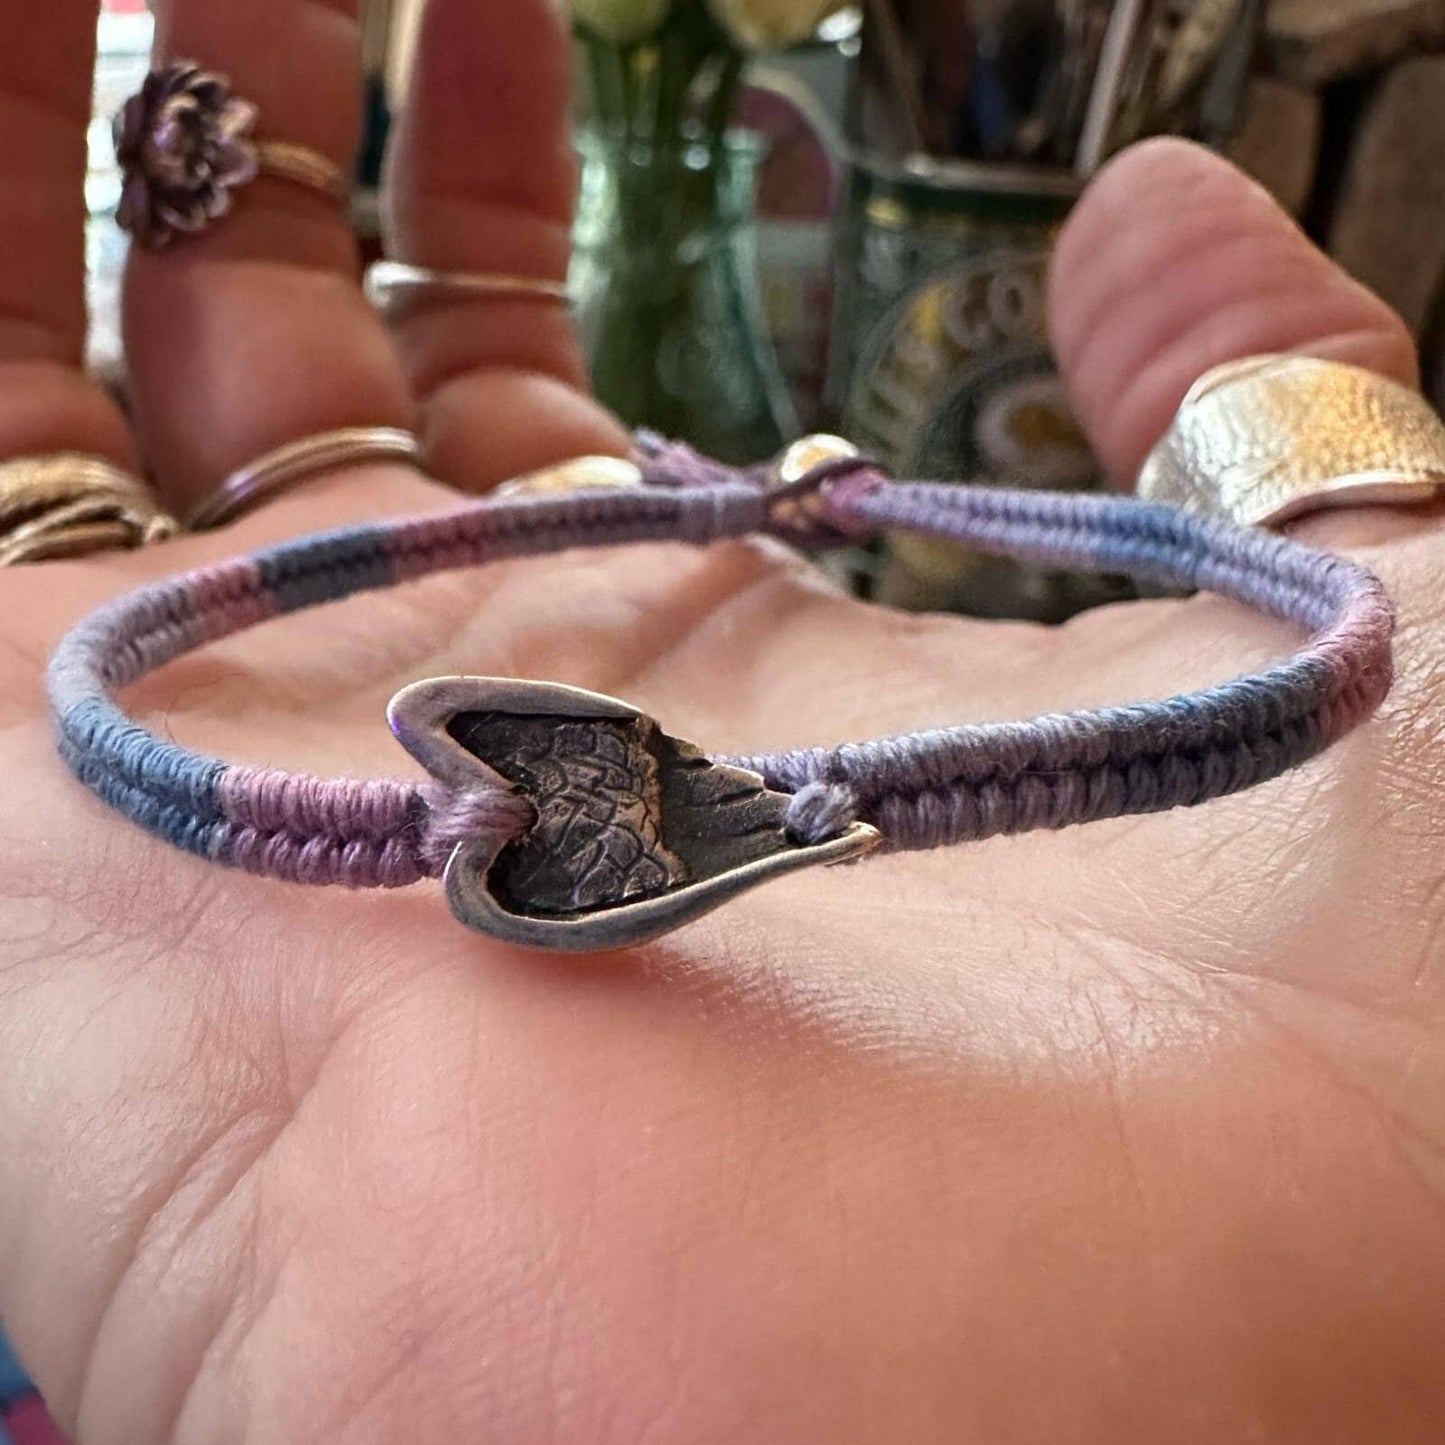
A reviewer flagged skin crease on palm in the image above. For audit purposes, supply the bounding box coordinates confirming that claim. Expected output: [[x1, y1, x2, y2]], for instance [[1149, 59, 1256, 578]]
[[0, 0, 1444, 1441]]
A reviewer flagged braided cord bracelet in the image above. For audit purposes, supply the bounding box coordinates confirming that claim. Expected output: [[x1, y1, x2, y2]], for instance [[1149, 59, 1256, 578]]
[[47, 438, 1395, 952]]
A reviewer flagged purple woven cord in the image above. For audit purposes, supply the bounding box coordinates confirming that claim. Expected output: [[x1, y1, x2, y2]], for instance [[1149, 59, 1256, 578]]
[[48, 478, 769, 885], [729, 478, 1393, 849], [47, 446, 1395, 886]]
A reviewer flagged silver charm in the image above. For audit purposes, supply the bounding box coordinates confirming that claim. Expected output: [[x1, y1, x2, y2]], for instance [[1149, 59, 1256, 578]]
[[389, 678, 879, 952]]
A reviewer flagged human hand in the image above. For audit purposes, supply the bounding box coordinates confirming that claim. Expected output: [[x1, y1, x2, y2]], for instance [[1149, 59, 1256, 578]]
[[1, 2, 1442, 1441]]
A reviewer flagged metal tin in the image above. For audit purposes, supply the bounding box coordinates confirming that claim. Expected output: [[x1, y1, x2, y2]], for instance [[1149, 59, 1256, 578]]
[[828, 155, 1127, 620]]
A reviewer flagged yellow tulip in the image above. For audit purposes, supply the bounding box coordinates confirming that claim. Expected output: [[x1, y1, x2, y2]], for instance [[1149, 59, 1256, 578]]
[[704, 0, 839, 48], [569, 0, 673, 45]]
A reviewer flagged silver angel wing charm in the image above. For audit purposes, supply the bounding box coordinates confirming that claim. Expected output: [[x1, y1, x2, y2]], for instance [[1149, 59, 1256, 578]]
[[389, 678, 878, 952]]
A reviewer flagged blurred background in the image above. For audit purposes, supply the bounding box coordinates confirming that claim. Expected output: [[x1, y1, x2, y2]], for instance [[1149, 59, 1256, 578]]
[[81, 0, 1445, 623]]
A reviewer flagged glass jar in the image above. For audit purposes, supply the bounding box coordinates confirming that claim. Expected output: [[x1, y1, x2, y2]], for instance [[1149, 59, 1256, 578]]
[[570, 126, 798, 465]]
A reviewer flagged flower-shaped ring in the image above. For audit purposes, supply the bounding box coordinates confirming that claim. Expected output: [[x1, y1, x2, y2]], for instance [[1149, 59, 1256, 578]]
[[114, 62, 349, 250]]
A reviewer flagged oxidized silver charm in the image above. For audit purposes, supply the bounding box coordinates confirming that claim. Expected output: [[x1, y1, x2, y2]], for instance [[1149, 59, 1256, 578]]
[[114, 62, 261, 249], [389, 678, 879, 952]]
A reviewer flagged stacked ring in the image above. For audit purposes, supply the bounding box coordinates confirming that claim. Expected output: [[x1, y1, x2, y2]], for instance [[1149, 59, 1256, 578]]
[[187, 428, 425, 532], [0, 455, 177, 566]]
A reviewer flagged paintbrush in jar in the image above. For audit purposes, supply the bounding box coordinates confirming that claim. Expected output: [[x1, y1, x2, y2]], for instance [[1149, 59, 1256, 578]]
[[860, 0, 930, 154], [1158, 0, 1245, 111], [1074, 0, 1149, 174]]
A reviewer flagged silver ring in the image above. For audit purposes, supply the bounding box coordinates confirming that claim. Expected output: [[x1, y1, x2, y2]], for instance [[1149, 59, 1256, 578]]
[[188, 427, 424, 531], [1138, 354, 1445, 529], [366, 261, 571, 316]]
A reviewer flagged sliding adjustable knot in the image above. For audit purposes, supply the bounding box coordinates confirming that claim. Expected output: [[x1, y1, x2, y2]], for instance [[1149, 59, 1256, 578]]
[[633, 432, 742, 490], [763, 435, 888, 549], [630, 432, 887, 548], [631, 433, 780, 542]]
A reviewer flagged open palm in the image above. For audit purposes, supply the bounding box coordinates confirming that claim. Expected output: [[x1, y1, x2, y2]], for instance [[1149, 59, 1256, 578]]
[[2, 2, 1444, 1442]]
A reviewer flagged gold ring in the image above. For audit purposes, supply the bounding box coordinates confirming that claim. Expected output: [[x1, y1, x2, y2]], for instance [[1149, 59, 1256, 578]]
[[251, 141, 349, 203], [0, 455, 178, 566], [1138, 354, 1445, 528], [187, 427, 424, 531]]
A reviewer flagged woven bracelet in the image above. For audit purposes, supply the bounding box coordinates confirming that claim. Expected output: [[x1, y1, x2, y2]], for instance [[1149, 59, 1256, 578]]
[[47, 436, 1395, 952]]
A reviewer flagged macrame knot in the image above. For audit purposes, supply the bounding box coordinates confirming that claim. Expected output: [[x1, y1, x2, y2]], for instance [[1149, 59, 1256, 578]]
[[785, 780, 861, 846], [419, 781, 537, 875], [633, 433, 741, 490], [765, 454, 888, 550]]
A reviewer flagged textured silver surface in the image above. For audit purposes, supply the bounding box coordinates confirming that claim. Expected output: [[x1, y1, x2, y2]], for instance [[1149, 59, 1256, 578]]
[[446, 711, 681, 916], [1138, 353, 1445, 526]]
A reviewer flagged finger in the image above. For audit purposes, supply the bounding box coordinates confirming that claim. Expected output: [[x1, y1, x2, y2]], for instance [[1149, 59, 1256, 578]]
[[1049, 138, 1420, 492], [123, 0, 415, 513], [384, 0, 628, 491], [0, 0, 134, 466]]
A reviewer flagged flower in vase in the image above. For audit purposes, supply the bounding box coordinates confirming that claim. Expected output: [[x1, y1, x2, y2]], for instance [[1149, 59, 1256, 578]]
[[569, 0, 673, 44], [704, 0, 839, 48]]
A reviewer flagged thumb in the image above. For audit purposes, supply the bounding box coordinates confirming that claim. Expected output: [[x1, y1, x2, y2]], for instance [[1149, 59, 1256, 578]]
[[1048, 138, 1420, 492]]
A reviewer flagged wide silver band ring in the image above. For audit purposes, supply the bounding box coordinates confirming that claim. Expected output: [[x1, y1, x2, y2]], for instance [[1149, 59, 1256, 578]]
[[1138, 354, 1445, 529], [188, 427, 424, 532]]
